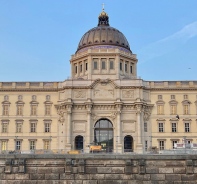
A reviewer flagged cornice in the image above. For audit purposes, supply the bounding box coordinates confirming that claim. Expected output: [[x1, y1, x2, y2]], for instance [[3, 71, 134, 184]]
[[0, 88, 59, 92], [149, 88, 197, 91]]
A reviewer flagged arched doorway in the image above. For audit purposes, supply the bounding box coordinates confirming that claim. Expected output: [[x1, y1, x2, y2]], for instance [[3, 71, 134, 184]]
[[75, 135, 83, 150], [124, 135, 133, 152], [94, 119, 113, 152]]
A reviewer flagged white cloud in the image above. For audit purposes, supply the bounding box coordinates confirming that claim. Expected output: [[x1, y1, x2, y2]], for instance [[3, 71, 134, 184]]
[[138, 21, 197, 64]]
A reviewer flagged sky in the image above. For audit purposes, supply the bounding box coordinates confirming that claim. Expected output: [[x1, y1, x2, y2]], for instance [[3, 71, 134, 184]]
[[0, 0, 197, 82]]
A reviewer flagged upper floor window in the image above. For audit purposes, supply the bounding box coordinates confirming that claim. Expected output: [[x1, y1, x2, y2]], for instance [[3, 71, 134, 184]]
[[16, 140, 21, 150], [158, 122, 164, 132], [110, 60, 114, 69], [44, 140, 50, 150], [184, 95, 188, 99], [171, 123, 177, 132], [159, 140, 165, 150], [85, 63, 88, 71], [32, 95, 37, 101], [93, 59, 98, 70], [3, 105, 9, 116], [1, 141, 7, 151], [185, 122, 190, 132], [170, 105, 177, 115], [80, 64, 82, 72], [16, 121, 23, 133], [183, 104, 189, 115], [145, 140, 148, 151], [31, 105, 37, 116], [45, 105, 51, 116], [125, 63, 128, 72], [1, 121, 9, 133], [75, 65, 77, 74], [30, 122, 36, 133], [102, 61, 106, 69], [172, 140, 178, 149], [4, 95, 9, 101], [120, 62, 122, 71], [171, 95, 175, 100], [157, 105, 164, 115], [17, 105, 23, 116], [144, 122, 147, 132], [30, 140, 36, 150], [44, 121, 51, 132], [130, 65, 133, 73]]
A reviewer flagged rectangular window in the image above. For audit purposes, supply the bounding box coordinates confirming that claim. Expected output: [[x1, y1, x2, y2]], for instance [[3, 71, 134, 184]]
[[171, 95, 175, 99], [125, 63, 128, 72], [102, 61, 106, 69], [159, 141, 165, 150], [31, 106, 37, 116], [30, 141, 35, 150], [44, 140, 50, 150], [185, 123, 190, 132], [45, 105, 51, 116], [144, 122, 147, 132], [158, 95, 162, 100], [16, 141, 21, 150], [17, 106, 23, 116], [120, 62, 122, 71], [157, 105, 164, 115], [172, 123, 177, 132], [172, 141, 178, 149], [16, 123, 22, 133], [183, 105, 189, 115], [45, 123, 50, 132], [158, 123, 164, 132], [30, 123, 36, 133], [170, 105, 177, 115], [85, 63, 88, 71], [80, 64, 82, 72], [130, 65, 133, 73], [110, 60, 114, 69], [145, 140, 148, 151], [2, 123, 8, 133], [3, 105, 9, 116], [1, 141, 7, 151], [75, 65, 77, 74]]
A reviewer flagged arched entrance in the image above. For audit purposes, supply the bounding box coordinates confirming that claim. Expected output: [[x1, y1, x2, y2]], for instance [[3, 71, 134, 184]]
[[75, 135, 83, 150], [124, 135, 133, 152], [94, 119, 113, 152]]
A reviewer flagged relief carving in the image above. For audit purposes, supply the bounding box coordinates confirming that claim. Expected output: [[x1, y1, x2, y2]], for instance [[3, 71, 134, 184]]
[[74, 90, 86, 98], [57, 110, 65, 122], [94, 89, 114, 98], [143, 106, 153, 121], [122, 90, 134, 98]]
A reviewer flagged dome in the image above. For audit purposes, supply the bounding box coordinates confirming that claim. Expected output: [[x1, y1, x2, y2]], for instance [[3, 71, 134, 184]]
[[76, 10, 131, 53]]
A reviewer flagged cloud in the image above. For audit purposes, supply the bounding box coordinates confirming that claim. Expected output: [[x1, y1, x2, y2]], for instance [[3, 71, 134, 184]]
[[138, 21, 197, 64]]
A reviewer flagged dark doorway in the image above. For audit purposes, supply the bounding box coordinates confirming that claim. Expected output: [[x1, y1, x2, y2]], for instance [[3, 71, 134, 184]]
[[75, 135, 83, 150], [124, 135, 133, 152], [94, 119, 113, 152]]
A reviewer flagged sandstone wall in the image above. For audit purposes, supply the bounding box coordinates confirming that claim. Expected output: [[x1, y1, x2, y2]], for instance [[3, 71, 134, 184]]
[[0, 154, 197, 184]]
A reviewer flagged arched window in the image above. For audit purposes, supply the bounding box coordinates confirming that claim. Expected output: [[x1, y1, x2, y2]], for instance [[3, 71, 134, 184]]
[[124, 135, 133, 152], [75, 135, 83, 150], [94, 119, 113, 152]]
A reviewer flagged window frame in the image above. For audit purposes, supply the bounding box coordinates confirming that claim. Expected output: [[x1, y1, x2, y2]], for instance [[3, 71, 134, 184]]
[[158, 122, 164, 132]]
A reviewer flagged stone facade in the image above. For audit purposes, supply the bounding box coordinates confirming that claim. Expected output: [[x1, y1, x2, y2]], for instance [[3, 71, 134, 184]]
[[0, 155, 197, 183]]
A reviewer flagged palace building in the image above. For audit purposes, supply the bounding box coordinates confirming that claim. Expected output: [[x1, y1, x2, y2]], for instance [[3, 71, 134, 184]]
[[0, 9, 197, 154]]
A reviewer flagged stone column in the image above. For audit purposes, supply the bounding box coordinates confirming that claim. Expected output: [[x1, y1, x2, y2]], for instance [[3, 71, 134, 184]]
[[115, 50, 120, 79], [136, 104, 143, 153], [87, 54, 92, 79], [85, 102, 92, 153], [65, 104, 72, 152]]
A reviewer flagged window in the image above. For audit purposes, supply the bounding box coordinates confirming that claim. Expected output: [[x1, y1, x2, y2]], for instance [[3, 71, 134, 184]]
[[145, 140, 148, 151], [3, 105, 9, 116], [183, 104, 189, 115], [120, 62, 122, 71], [44, 140, 50, 150], [94, 61, 98, 69], [32, 95, 36, 101], [16, 122, 22, 133], [159, 141, 165, 150], [157, 105, 164, 115], [125, 63, 128, 72], [80, 64, 82, 72], [184, 95, 188, 99], [30, 140, 36, 150], [172, 141, 178, 149], [1, 141, 7, 151], [75, 65, 77, 73], [16, 141, 21, 150], [4, 95, 9, 101], [45, 105, 51, 116], [85, 63, 88, 71], [185, 123, 190, 132], [46, 95, 50, 101], [110, 60, 114, 69], [130, 65, 133, 73], [171, 95, 175, 99], [30, 122, 36, 133], [144, 122, 147, 132], [158, 123, 164, 132], [170, 105, 177, 115], [44, 122, 51, 132], [31, 106, 37, 116], [172, 123, 177, 132], [102, 61, 106, 69], [158, 95, 162, 100], [17, 105, 23, 116], [2, 122, 8, 133], [18, 95, 23, 100]]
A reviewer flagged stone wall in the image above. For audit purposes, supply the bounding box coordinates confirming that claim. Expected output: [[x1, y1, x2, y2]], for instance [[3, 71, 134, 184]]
[[0, 154, 197, 184]]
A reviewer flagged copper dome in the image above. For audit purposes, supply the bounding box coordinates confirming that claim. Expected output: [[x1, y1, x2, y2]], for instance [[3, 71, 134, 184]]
[[76, 10, 131, 53]]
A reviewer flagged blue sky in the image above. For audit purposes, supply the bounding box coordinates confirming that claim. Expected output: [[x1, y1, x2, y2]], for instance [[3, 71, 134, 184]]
[[0, 0, 197, 81]]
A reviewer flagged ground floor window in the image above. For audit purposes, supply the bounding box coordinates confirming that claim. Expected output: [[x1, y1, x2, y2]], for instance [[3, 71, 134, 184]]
[[75, 135, 83, 150], [124, 135, 133, 152]]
